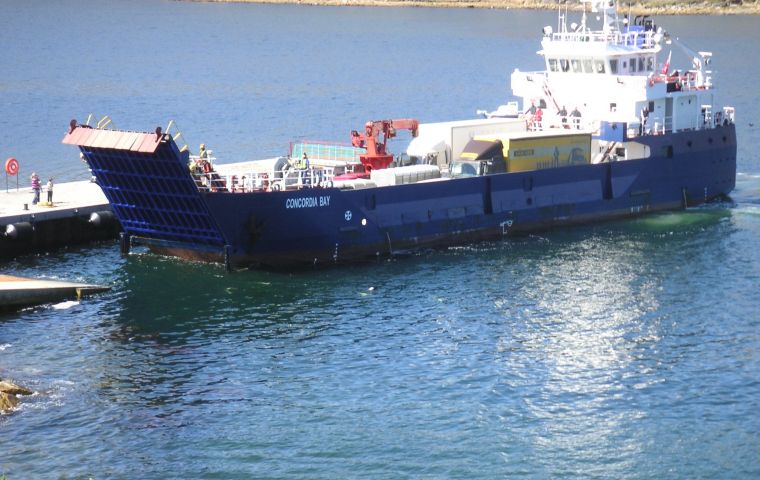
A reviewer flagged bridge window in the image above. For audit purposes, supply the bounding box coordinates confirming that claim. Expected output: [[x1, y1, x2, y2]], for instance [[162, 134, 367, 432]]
[[548, 58, 559, 72], [582, 58, 593, 73], [610, 59, 618, 74], [560, 59, 570, 72], [646, 56, 654, 71], [638, 57, 646, 72], [595, 60, 606, 74], [630, 59, 637, 72], [571, 59, 582, 73]]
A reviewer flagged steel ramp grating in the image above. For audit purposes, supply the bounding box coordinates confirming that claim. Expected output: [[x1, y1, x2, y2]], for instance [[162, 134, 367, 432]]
[[79, 135, 226, 247]]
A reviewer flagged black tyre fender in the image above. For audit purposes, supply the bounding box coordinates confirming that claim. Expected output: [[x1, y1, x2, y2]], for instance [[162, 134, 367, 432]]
[[273, 157, 289, 179]]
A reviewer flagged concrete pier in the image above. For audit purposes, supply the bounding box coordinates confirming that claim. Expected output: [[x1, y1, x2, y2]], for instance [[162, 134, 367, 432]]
[[0, 180, 120, 259], [0, 274, 110, 310]]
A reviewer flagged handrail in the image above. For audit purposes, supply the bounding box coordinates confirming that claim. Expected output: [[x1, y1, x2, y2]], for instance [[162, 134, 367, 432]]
[[82, 113, 115, 130], [96, 115, 113, 129], [166, 120, 190, 154], [191, 166, 338, 193], [549, 30, 656, 49]]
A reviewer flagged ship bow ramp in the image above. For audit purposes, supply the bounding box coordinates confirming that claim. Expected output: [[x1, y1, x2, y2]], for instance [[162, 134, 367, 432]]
[[62, 123, 227, 257]]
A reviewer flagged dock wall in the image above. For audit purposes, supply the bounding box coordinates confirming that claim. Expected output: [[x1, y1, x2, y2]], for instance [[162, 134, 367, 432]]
[[0, 180, 120, 260]]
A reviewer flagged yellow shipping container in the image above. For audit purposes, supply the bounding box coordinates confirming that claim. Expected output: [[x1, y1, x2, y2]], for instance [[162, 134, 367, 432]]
[[474, 132, 591, 173]]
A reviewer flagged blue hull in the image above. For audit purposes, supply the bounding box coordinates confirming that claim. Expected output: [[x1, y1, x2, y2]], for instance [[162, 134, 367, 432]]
[[67, 124, 736, 270]]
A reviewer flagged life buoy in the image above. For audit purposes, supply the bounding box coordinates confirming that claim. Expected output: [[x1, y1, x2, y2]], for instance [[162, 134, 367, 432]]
[[5, 157, 19, 176]]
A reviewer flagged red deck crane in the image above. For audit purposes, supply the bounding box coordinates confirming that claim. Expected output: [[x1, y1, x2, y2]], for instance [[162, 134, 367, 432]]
[[351, 118, 419, 171]]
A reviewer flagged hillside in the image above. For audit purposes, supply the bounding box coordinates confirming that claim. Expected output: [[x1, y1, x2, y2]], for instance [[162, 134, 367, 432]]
[[203, 0, 760, 14]]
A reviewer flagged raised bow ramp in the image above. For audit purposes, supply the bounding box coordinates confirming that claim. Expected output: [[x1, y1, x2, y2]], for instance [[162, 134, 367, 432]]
[[62, 124, 227, 254]]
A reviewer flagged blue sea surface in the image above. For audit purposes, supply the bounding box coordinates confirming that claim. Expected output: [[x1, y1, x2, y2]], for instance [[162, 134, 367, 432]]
[[2, 1, 760, 478]]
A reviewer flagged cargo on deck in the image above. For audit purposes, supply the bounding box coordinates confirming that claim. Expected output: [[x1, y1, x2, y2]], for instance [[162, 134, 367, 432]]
[[474, 131, 591, 173]]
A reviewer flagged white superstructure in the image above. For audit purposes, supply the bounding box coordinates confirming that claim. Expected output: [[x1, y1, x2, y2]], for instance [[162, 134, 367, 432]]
[[506, 0, 733, 139]]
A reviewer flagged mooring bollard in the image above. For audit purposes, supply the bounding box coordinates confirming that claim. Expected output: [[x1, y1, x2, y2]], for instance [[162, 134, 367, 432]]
[[23, 203, 28, 211]]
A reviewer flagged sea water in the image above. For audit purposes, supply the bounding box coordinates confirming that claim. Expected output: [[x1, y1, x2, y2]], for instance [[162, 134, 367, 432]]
[[1, 1, 759, 478]]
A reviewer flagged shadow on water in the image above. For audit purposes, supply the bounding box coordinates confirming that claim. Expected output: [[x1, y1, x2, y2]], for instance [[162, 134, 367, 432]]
[[105, 249, 416, 346], [109, 201, 739, 335]]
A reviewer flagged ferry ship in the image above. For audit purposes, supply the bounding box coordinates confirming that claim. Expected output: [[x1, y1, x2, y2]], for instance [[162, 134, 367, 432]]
[[63, 0, 736, 270]]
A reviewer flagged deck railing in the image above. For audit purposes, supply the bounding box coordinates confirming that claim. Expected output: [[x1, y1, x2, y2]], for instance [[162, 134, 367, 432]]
[[192, 166, 339, 193], [549, 30, 655, 49]]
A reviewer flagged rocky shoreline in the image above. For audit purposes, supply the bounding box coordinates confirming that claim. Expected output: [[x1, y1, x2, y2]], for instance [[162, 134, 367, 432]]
[[190, 0, 760, 15], [0, 380, 33, 412]]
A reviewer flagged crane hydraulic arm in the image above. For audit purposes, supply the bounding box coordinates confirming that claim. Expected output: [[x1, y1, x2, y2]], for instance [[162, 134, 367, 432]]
[[351, 118, 419, 171]]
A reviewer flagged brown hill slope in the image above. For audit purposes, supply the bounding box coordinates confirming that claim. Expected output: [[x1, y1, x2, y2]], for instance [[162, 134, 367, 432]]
[[199, 0, 760, 14]]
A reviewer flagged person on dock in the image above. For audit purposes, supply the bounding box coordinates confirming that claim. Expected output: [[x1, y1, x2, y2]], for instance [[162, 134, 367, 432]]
[[46, 177, 54, 204], [30, 172, 41, 205]]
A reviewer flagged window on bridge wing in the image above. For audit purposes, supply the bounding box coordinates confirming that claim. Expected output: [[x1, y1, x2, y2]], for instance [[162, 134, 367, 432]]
[[595, 60, 606, 74], [638, 57, 646, 72], [610, 59, 618, 74], [560, 59, 570, 72], [571, 59, 582, 73], [646, 56, 654, 71], [548, 58, 559, 72], [582, 58, 593, 73], [630, 58, 637, 73]]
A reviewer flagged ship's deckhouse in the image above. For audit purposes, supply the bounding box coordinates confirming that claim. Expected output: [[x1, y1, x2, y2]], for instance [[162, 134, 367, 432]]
[[546, 54, 657, 76], [508, 1, 728, 143]]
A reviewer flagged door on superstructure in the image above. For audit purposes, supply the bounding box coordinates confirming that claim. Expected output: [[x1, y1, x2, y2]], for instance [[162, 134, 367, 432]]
[[665, 97, 674, 133]]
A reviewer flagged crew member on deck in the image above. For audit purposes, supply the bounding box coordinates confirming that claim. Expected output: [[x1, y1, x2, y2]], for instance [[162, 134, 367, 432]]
[[558, 106, 568, 127], [533, 106, 543, 130], [199, 143, 209, 159], [525, 100, 537, 115], [298, 152, 310, 170], [640, 106, 649, 135], [570, 107, 582, 129], [297, 152, 310, 186]]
